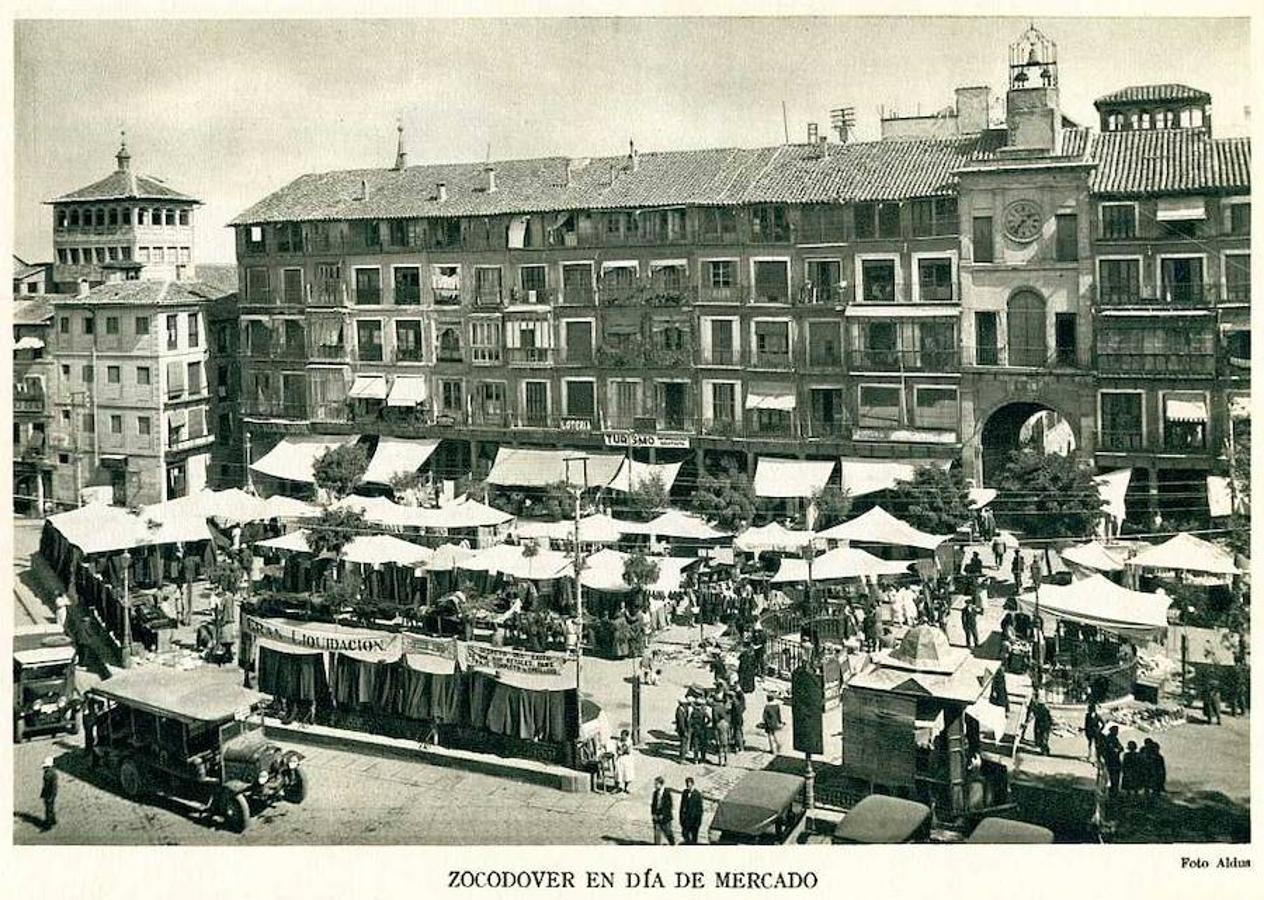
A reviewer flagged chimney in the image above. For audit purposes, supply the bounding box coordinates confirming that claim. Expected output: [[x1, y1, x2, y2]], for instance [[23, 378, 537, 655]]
[[393, 120, 407, 170], [807, 122, 820, 143], [355, 179, 369, 201], [77, 278, 89, 298], [629, 139, 639, 172], [608, 164, 617, 186], [564, 160, 573, 188], [436, 182, 448, 202], [485, 166, 497, 193], [955, 86, 991, 134]]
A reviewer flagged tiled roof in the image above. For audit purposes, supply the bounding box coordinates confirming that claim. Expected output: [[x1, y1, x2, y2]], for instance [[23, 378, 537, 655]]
[[1094, 84, 1210, 107], [14, 298, 54, 324], [194, 264, 240, 296], [1088, 130, 1250, 196], [13, 256, 48, 280], [51, 169, 198, 204], [51, 280, 228, 307]]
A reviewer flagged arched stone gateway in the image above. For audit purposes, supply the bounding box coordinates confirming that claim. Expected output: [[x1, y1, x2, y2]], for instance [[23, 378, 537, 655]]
[[980, 400, 1079, 486]]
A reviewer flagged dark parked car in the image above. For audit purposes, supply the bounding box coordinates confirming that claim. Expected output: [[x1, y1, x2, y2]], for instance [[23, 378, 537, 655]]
[[966, 817, 1054, 844], [708, 770, 806, 844], [13, 625, 79, 742], [833, 795, 933, 844]]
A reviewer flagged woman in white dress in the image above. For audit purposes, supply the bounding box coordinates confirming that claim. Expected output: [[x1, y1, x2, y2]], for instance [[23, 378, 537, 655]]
[[614, 729, 635, 793]]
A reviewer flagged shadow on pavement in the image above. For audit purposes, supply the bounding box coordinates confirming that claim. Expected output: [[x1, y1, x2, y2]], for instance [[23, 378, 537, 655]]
[[52, 747, 224, 831]]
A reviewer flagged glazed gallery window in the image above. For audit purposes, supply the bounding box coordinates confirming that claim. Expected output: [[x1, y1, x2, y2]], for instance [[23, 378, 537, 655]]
[[1100, 204, 1136, 239], [858, 385, 901, 428]]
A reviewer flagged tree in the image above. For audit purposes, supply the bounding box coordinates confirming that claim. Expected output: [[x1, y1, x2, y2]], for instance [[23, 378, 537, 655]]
[[1227, 425, 1251, 559], [996, 450, 1104, 538], [622, 552, 661, 592], [809, 485, 852, 530], [626, 471, 669, 519], [305, 507, 367, 559], [882, 465, 974, 535], [312, 444, 368, 500], [693, 462, 756, 531]]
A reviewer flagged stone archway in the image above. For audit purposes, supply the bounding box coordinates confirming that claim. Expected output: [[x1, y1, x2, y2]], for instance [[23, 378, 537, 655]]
[[980, 400, 1077, 486]]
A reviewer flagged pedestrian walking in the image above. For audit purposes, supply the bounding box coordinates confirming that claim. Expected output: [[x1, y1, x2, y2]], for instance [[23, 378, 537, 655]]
[[1204, 681, 1223, 725], [40, 756, 58, 830], [1083, 701, 1103, 761], [961, 603, 980, 649], [991, 535, 1006, 568], [761, 695, 784, 755], [679, 776, 704, 845], [1099, 725, 1124, 797], [1011, 552, 1024, 593], [1029, 694, 1053, 755], [964, 552, 984, 578], [675, 697, 693, 764], [650, 777, 675, 845]]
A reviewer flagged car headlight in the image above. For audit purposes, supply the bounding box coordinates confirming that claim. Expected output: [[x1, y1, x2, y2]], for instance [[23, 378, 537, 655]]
[[257, 771, 270, 785], [57, 697, 68, 709]]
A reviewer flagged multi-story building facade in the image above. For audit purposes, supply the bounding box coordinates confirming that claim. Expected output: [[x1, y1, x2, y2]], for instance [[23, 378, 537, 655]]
[[13, 298, 56, 513], [229, 26, 1249, 527]]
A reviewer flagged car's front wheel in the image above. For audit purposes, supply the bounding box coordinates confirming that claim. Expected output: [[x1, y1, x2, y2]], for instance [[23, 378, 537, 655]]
[[118, 759, 143, 798], [220, 791, 251, 833]]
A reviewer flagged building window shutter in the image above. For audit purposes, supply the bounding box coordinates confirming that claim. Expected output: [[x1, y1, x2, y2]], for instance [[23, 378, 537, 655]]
[[166, 361, 185, 397]]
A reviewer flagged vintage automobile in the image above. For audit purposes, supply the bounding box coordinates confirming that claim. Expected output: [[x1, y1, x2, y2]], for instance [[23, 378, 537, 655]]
[[833, 794, 933, 844], [965, 816, 1055, 844], [84, 666, 307, 832], [13, 624, 80, 742], [707, 770, 807, 844]]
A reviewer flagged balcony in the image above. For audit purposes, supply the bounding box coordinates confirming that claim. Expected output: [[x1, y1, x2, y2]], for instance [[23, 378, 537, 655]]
[[394, 346, 426, 364], [310, 401, 348, 424], [310, 287, 344, 307], [1095, 352, 1216, 376], [310, 343, 349, 361], [850, 348, 960, 372], [698, 284, 749, 305], [1098, 430, 1145, 452], [433, 289, 464, 307], [601, 281, 694, 308], [804, 419, 849, 440], [245, 400, 309, 420], [559, 347, 595, 366], [509, 287, 558, 306], [507, 347, 554, 366], [1094, 282, 1220, 308], [13, 393, 46, 415], [168, 431, 215, 453], [472, 291, 502, 309], [276, 342, 307, 361], [750, 350, 793, 370], [470, 347, 501, 366], [558, 285, 597, 307], [393, 286, 423, 306], [357, 346, 385, 363], [436, 349, 465, 364], [796, 284, 849, 306], [699, 348, 738, 366], [595, 344, 693, 369], [353, 287, 383, 306]]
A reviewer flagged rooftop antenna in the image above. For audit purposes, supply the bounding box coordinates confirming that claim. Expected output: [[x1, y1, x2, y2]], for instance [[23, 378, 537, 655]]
[[781, 101, 790, 144], [830, 107, 855, 144]]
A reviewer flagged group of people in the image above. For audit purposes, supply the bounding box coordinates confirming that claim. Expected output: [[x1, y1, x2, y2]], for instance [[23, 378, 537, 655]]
[[1084, 703, 1167, 799], [674, 683, 748, 766], [649, 775, 705, 845]]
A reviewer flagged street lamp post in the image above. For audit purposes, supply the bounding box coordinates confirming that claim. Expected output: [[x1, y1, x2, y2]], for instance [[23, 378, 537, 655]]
[[1030, 556, 1044, 694], [563, 455, 590, 694], [120, 549, 133, 668]]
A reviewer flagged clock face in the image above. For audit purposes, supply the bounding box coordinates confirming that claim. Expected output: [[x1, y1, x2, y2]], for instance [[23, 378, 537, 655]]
[[1004, 200, 1044, 242]]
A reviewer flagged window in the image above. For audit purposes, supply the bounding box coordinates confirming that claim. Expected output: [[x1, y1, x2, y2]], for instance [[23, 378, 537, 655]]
[[914, 387, 958, 430], [1158, 218, 1197, 240], [281, 268, 304, 305], [315, 262, 342, 305], [95, 208, 105, 227], [1007, 290, 1047, 366], [1100, 392, 1143, 451], [469, 321, 500, 364], [807, 321, 841, 366], [707, 260, 735, 289], [437, 380, 464, 416], [58, 452, 71, 465], [109, 414, 122, 434], [799, 204, 848, 243], [1159, 256, 1205, 304], [917, 321, 957, 370], [356, 320, 384, 362], [107, 365, 121, 384], [859, 321, 899, 370], [860, 259, 897, 302], [164, 314, 178, 350], [519, 265, 548, 297], [179, 209, 190, 226], [275, 222, 303, 253], [394, 320, 425, 363], [429, 218, 462, 249], [166, 361, 185, 397], [187, 361, 203, 396], [164, 210, 176, 226], [58, 317, 69, 335], [82, 365, 94, 384], [1225, 254, 1251, 302], [1055, 213, 1078, 261], [354, 267, 381, 305], [564, 381, 596, 419], [1100, 204, 1136, 239], [972, 216, 994, 262], [83, 315, 95, 335], [752, 260, 790, 303], [393, 266, 421, 305], [916, 257, 954, 301], [1098, 259, 1141, 304], [607, 380, 640, 428], [1055, 313, 1077, 367], [136, 366, 151, 385], [387, 219, 412, 248], [700, 208, 739, 242], [854, 202, 902, 240], [706, 319, 736, 365], [187, 313, 200, 348], [1227, 201, 1251, 236], [167, 462, 188, 499], [710, 383, 736, 423], [218, 412, 232, 439], [910, 198, 958, 237], [245, 267, 270, 303], [474, 267, 502, 306], [652, 264, 686, 293], [138, 416, 151, 436], [83, 413, 95, 432], [476, 382, 506, 421], [245, 225, 265, 253], [564, 320, 593, 364], [61, 364, 70, 378], [858, 385, 901, 428], [750, 205, 790, 243], [753, 321, 791, 367]]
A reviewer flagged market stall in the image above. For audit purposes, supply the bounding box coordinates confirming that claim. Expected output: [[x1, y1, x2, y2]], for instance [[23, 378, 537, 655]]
[[817, 506, 948, 556], [333, 494, 515, 548], [734, 522, 816, 556]]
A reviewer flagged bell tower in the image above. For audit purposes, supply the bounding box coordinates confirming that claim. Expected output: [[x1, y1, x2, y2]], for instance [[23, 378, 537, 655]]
[[1005, 24, 1061, 153]]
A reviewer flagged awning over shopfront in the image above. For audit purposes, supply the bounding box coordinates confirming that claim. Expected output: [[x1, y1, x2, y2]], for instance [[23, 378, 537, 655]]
[[734, 522, 816, 555], [771, 546, 910, 583], [817, 505, 947, 551], [334, 494, 514, 531], [1127, 532, 1239, 576], [261, 495, 323, 520], [1155, 196, 1206, 221], [458, 542, 573, 581], [837, 457, 950, 499], [386, 375, 429, 408], [1164, 393, 1208, 422], [1016, 575, 1172, 638], [348, 375, 388, 400], [362, 437, 440, 485], [606, 458, 684, 493], [1060, 541, 1125, 573], [753, 457, 836, 499], [744, 388, 796, 411], [486, 447, 625, 489], [1093, 468, 1131, 526], [250, 435, 361, 484]]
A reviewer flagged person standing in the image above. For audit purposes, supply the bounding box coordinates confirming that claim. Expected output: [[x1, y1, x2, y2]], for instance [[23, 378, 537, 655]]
[[650, 777, 675, 845], [675, 697, 693, 764], [1121, 740, 1143, 797], [991, 534, 1006, 569], [40, 757, 58, 830], [989, 664, 1009, 712], [711, 696, 730, 766], [1141, 739, 1167, 796], [689, 701, 709, 765], [961, 603, 980, 649], [679, 776, 704, 844], [1083, 701, 1103, 761], [615, 729, 635, 793], [1029, 694, 1053, 755], [1204, 680, 1223, 725], [729, 689, 746, 753], [1099, 725, 1124, 797], [1010, 551, 1024, 593]]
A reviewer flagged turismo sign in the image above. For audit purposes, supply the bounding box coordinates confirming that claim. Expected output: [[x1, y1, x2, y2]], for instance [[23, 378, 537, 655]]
[[603, 431, 690, 450]]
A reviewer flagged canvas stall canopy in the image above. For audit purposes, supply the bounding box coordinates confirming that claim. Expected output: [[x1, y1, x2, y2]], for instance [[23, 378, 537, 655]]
[[1126, 532, 1239, 576], [771, 546, 910, 583], [254, 530, 433, 567], [838, 457, 950, 499], [817, 506, 947, 551], [578, 548, 699, 593], [1060, 541, 1125, 573], [734, 522, 816, 555], [486, 447, 623, 489], [1015, 574, 1172, 638], [618, 508, 730, 542], [606, 458, 684, 493], [516, 513, 626, 545], [753, 457, 836, 499], [458, 543, 574, 581]]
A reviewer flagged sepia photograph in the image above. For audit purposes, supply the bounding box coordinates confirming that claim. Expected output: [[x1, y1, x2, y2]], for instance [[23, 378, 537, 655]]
[[6, 8, 1255, 857]]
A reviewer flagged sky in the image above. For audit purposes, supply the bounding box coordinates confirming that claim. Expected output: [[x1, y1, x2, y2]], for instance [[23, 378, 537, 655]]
[[12, 15, 1252, 264]]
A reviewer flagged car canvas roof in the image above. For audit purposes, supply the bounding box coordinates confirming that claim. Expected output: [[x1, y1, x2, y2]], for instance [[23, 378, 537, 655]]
[[14, 626, 75, 659], [834, 795, 932, 843], [965, 817, 1054, 844], [89, 666, 265, 724], [709, 770, 805, 836]]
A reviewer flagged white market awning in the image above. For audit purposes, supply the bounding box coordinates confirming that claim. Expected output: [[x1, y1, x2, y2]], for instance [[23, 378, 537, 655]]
[[745, 388, 796, 412], [386, 376, 429, 408], [516, 513, 626, 545], [1155, 196, 1206, 221], [1060, 541, 1125, 573], [458, 542, 573, 581], [734, 522, 816, 555], [348, 375, 388, 400], [837, 457, 950, 499], [619, 509, 730, 541], [486, 447, 624, 489], [606, 458, 684, 493], [1093, 468, 1131, 526], [255, 529, 433, 567], [1016, 575, 1172, 638], [1165, 394, 1208, 423], [754, 457, 836, 499], [249, 435, 361, 484], [362, 437, 440, 486], [579, 548, 700, 594], [334, 494, 514, 531], [967, 488, 998, 510], [817, 505, 947, 551], [771, 546, 911, 584], [1127, 532, 1239, 576], [1206, 475, 1246, 519]]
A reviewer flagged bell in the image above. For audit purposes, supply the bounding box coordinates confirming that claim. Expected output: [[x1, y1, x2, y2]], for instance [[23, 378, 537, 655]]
[[1014, 69, 1029, 86], [1041, 67, 1053, 86]]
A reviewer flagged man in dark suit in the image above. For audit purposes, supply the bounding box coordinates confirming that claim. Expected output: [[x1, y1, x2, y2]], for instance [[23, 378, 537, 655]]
[[650, 776, 675, 845], [675, 698, 692, 763], [679, 776, 704, 844], [40, 757, 58, 830]]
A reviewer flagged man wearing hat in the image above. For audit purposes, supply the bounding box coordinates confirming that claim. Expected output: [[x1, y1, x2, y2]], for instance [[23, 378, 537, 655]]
[[675, 696, 693, 764], [40, 756, 58, 830]]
